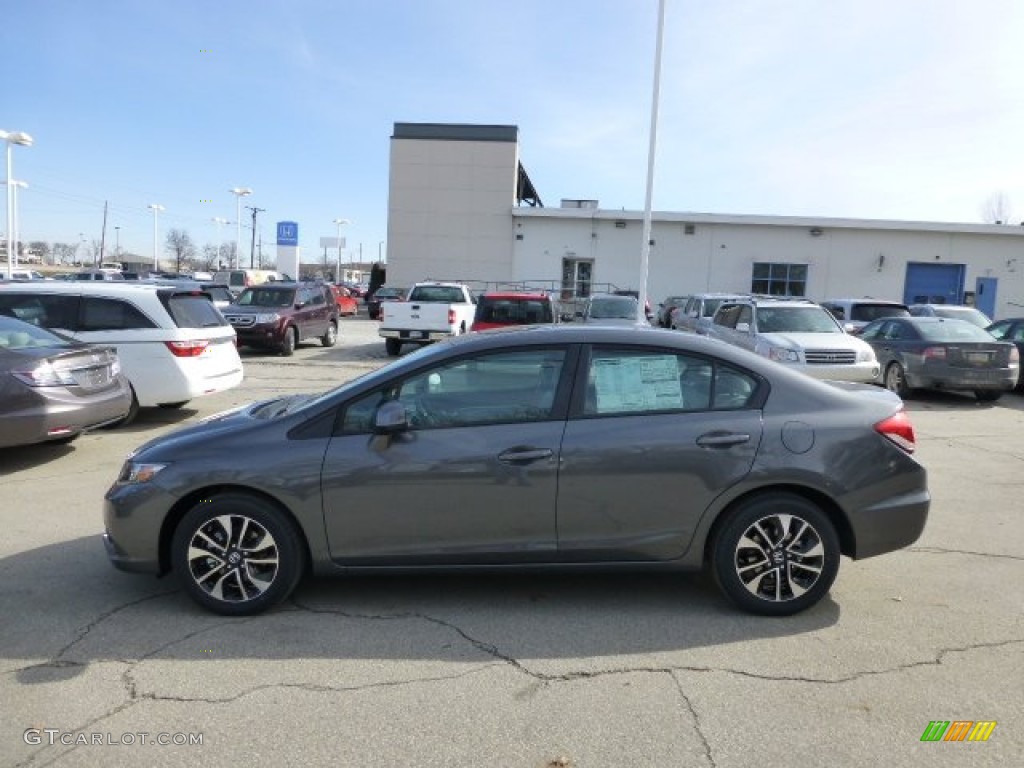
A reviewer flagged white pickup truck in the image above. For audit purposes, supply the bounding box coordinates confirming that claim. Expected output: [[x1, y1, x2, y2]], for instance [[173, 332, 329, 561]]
[[379, 281, 476, 356]]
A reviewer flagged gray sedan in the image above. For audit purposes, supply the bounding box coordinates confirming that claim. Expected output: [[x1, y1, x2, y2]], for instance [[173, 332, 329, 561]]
[[0, 315, 132, 448], [859, 316, 1019, 401], [103, 325, 929, 617]]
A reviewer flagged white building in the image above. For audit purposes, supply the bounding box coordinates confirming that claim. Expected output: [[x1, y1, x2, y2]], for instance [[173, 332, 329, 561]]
[[387, 122, 1024, 320]]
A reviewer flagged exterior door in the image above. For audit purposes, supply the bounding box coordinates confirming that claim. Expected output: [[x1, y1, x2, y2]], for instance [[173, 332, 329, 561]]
[[556, 346, 763, 561], [321, 347, 571, 563], [975, 277, 997, 319]]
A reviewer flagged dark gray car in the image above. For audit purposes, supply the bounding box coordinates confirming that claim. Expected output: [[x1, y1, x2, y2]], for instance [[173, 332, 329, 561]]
[[0, 315, 132, 447], [104, 325, 929, 617]]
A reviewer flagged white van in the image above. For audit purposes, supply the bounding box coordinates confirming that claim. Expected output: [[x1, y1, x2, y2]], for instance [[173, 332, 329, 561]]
[[0, 282, 244, 421], [212, 269, 285, 297]]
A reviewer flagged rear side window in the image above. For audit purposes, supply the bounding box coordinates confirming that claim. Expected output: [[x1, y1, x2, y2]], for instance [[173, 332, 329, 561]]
[[0, 294, 81, 329], [80, 298, 157, 331], [164, 295, 228, 328]]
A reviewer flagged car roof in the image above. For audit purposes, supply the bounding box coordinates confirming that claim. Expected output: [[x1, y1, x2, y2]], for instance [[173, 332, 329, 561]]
[[823, 298, 907, 305]]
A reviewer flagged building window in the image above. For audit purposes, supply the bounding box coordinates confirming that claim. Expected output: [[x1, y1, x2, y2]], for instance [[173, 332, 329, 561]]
[[684, 223, 696, 235], [751, 263, 807, 297]]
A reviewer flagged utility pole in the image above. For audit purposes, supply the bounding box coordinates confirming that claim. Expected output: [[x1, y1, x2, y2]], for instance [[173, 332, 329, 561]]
[[99, 200, 108, 264], [246, 206, 265, 268]]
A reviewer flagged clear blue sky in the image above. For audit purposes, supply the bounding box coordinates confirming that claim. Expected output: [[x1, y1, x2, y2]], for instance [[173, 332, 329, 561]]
[[4, 0, 1023, 262]]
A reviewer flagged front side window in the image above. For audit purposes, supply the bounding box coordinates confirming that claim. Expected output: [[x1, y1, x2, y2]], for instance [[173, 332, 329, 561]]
[[341, 348, 567, 433], [582, 348, 759, 416]]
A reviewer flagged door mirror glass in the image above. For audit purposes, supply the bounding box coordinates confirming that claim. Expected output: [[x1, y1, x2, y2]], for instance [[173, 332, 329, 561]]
[[374, 400, 408, 434]]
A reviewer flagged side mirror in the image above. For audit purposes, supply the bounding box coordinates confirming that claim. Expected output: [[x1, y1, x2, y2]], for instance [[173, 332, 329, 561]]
[[374, 400, 408, 434], [294, 302, 306, 309], [736, 322, 751, 333], [843, 322, 856, 334]]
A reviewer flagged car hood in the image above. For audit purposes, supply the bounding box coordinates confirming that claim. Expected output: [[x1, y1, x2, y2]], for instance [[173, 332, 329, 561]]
[[760, 331, 866, 350], [129, 395, 316, 460]]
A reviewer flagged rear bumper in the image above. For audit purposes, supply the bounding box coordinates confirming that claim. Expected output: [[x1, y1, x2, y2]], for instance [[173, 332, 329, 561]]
[[906, 366, 1016, 391], [0, 382, 132, 448], [848, 486, 930, 559], [379, 328, 452, 342]]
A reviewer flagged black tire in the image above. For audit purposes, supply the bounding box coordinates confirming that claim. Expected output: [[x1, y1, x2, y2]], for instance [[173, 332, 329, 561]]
[[321, 321, 338, 347], [884, 362, 912, 398], [171, 493, 306, 616], [102, 386, 139, 429], [280, 326, 297, 357], [975, 390, 1002, 402], [158, 400, 190, 409], [385, 338, 401, 357], [710, 492, 841, 616]]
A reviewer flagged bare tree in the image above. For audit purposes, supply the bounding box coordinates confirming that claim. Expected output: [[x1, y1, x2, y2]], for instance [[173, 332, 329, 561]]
[[29, 241, 52, 264], [52, 243, 77, 265], [981, 192, 1013, 224], [165, 228, 196, 273], [200, 243, 220, 270]]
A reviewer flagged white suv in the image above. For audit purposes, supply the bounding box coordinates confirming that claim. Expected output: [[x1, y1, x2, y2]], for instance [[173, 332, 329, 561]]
[[708, 297, 880, 382], [0, 282, 243, 421]]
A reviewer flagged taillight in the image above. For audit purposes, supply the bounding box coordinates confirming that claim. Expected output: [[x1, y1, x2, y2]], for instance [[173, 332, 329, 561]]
[[165, 340, 210, 358], [448, 308, 456, 325], [875, 409, 916, 453], [922, 346, 946, 360], [1010, 347, 1020, 367]]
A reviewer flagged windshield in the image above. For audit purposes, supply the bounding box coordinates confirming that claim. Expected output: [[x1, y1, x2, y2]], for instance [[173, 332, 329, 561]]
[[237, 288, 296, 308], [850, 304, 910, 322], [588, 297, 637, 319], [757, 306, 842, 333], [475, 297, 553, 324]]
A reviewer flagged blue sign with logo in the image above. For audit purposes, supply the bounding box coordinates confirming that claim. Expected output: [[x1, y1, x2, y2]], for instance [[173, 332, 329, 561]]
[[276, 221, 299, 246]]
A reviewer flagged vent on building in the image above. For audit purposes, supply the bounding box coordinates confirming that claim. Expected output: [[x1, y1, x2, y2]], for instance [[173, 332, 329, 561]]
[[560, 199, 599, 209], [684, 223, 695, 235], [614, 220, 627, 228]]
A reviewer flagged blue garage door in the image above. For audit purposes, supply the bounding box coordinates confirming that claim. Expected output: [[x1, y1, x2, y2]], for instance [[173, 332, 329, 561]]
[[903, 263, 965, 305]]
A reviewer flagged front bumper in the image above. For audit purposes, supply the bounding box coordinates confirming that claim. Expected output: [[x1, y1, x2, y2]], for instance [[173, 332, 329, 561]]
[[799, 361, 880, 383]]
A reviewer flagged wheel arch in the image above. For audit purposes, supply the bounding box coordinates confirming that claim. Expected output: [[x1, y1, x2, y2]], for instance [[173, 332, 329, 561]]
[[702, 484, 856, 566], [158, 484, 313, 576]]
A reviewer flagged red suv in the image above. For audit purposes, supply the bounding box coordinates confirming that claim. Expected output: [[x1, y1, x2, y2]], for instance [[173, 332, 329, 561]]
[[223, 283, 339, 356], [471, 292, 557, 332]]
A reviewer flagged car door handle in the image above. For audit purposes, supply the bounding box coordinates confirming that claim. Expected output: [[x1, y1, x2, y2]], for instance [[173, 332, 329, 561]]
[[696, 432, 751, 448], [498, 448, 553, 464]]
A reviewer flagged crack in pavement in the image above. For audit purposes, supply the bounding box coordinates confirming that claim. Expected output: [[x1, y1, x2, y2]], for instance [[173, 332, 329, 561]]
[[908, 546, 1024, 562], [669, 670, 716, 768]]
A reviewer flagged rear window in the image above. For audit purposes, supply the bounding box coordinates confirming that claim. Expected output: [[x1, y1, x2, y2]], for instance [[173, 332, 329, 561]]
[[475, 297, 553, 325], [918, 320, 994, 342], [850, 303, 910, 322], [164, 294, 228, 328], [408, 286, 467, 303]]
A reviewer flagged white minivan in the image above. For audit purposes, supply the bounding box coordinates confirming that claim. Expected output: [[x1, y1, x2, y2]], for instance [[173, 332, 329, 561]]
[[0, 282, 243, 422]]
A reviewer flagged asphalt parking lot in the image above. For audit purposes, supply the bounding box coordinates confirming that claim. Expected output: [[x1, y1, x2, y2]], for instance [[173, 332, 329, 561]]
[[1, 315, 1022, 768]]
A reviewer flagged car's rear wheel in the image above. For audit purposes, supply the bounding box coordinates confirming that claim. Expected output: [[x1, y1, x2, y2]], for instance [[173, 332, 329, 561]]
[[171, 493, 306, 616], [975, 390, 1002, 402], [884, 362, 912, 398], [103, 386, 139, 429], [280, 327, 297, 357], [711, 492, 840, 616], [321, 321, 338, 347], [385, 338, 401, 356]]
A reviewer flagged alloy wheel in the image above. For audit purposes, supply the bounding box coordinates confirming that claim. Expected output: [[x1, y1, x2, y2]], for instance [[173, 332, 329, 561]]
[[185, 514, 280, 603], [733, 513, 825, 602]]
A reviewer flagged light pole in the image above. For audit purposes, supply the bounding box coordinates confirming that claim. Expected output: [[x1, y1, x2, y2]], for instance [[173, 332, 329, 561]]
[[148, 203, 165, 272], [2, 129, 33, 279], [11, 180, 26, 268], [212, 216, 227, 269], [229, 187, 252, 269], [333, 218, 350, 283], [114, 226, 120, 258], [378, 240, 384, 263]]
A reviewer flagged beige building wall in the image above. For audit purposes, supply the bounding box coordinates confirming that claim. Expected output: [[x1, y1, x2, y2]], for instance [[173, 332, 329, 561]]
[[386, 124, 518, 290]]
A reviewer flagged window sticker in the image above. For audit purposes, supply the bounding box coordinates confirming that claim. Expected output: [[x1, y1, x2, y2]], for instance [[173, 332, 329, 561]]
[[592, 355, 683, 413]]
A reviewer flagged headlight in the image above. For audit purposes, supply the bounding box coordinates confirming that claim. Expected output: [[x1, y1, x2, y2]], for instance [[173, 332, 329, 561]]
[[857, 346, 877, 363], [115, 461, 168, 485], [255, 312, 281, 324], [766, 346, 800, 363]]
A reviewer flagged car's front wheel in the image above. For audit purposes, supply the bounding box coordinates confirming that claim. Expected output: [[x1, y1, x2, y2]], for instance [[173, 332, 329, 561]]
[[171, 493, 306, 616], [711, 492, 840, 616], [385, 338, 401, 356], [280, 327, 297, 357], [975, 390, 1002, 402]]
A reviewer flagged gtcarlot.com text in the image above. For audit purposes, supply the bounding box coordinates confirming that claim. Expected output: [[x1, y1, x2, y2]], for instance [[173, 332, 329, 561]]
[[24, 729, 203, 747]]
